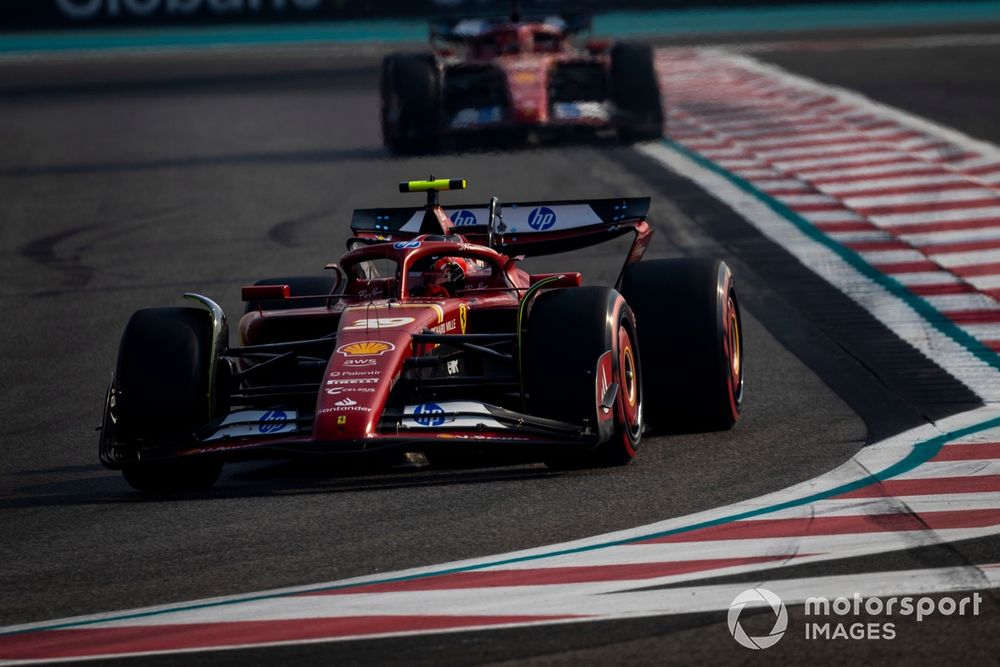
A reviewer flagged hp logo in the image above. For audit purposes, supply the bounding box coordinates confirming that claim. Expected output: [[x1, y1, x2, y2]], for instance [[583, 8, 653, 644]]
[[413, 403, 446, 427], [452, 209, 478, 226], [259, 410, 288, 434], [527, 206, 556, 231]]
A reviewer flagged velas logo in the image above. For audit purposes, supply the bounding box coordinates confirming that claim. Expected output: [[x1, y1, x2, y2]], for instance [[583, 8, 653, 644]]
[[728, 588, 788, 650], [337, 341, 395, 357], [56, 0, 323, 20]]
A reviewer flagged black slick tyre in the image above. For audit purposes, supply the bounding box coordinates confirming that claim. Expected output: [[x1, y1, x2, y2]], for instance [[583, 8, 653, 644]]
[[620, 258, 743, 432], [112, 307, 222, 492], [610, 42, 664, 142], [523, 287, 642, 468], [381, 53, 440, 155]]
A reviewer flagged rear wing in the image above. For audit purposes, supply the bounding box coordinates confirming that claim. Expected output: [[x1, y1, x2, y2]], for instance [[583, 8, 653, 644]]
[[351, 197, 653, 273]]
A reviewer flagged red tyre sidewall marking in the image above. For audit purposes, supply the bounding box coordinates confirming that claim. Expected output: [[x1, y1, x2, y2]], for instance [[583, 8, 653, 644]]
[[721, 275, 742, 423]]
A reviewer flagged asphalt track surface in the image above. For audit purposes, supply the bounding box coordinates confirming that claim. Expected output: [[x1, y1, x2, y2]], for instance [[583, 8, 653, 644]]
[[0, 25, 998, 665]]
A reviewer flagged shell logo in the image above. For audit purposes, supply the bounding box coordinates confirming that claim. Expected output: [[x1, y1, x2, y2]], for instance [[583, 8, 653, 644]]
[[337, 341, 396, 357]]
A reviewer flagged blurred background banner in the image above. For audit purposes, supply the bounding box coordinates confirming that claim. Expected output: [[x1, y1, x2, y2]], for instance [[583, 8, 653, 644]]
[[0, 0, 974, 31]]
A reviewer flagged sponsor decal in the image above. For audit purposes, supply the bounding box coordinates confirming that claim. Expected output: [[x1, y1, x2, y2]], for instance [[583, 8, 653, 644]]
[[393, 241, 421, 250], [402, 401, 506, 429], [343, 358, 377, 366], [328, 369, 381, 377], [319, 405, 371, 416], [459, 303, 468, 333], [258, 409, 287, 434], [430, 320, 457, 334], [446, 359, 460, 375], [334, 397, 357, 407], [527, 206, 556, 231], [337, 341, 395, 357], [413, 403, 447, 427], [55, 0, 324, 20], [327, 378, 379, 385], [324, 387, 344, 396], [451, 209, 478, 226], [344, 317, 415, 331], [450, 107, 502, 128], [204, 409, 297, 441]]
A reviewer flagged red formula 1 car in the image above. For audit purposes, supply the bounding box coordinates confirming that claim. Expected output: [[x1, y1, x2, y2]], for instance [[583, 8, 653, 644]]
[[380, 6, 663, 153], [99, 179, 742, 491]]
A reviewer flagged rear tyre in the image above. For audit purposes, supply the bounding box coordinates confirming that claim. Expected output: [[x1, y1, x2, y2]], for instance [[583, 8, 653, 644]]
[[523, 287, 642, 469], [381, 53, 440, 155], [610, 42, 664, 142], [112, 307, 223, 492], [244, 275, 337, 314], [620, 258, 743, 433]]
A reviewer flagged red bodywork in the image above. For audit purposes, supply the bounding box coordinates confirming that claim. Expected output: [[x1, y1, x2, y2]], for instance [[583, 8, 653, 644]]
[[431, 18, 618, 133], [101, 192, 653, 466]]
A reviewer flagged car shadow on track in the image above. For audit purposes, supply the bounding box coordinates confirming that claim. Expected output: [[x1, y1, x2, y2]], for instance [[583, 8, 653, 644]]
[[0, 459, 559, 508]]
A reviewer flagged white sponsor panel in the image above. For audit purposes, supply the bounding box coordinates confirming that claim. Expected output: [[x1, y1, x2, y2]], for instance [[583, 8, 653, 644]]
[[401, 401, 506, 429], [204, 410, 296, 441]]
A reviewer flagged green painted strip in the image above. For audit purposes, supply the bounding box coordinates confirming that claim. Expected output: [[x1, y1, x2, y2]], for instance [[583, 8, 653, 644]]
[[599, 1, 1000, 37], [665, 138, 1000, 371], [0, 20, 424, 54], [3, 1, 1000, 55]]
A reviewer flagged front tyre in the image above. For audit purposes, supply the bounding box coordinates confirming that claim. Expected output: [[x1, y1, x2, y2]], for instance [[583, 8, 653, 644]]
[[523, 287, 643, 468], [108, 307, 223, 492]]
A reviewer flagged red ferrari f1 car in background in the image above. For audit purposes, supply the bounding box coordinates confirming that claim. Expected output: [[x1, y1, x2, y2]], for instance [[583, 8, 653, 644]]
[[99, 179, 742, 491], [380, 3, 664, 153]]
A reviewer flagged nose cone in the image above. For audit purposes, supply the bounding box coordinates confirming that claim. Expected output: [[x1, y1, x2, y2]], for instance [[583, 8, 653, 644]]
[[504, 61, 549, 124], [313, 337, 403, 442]]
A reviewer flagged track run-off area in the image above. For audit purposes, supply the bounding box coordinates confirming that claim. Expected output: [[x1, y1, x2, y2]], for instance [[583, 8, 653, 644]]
[[2, 23, 1000, 666]]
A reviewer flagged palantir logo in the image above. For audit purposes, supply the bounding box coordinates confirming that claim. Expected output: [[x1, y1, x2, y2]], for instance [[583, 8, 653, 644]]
[[452, 209, 478, 226], [728, 588, 788, 650], [527, 206, 556, 231]]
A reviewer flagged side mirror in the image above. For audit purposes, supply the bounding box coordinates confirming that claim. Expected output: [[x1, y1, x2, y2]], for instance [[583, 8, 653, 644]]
[[487, 196, 505, 249]]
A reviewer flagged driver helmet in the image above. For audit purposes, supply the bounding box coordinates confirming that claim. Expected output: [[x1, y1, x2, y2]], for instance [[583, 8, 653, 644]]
[[423, 257, 469, 296]]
